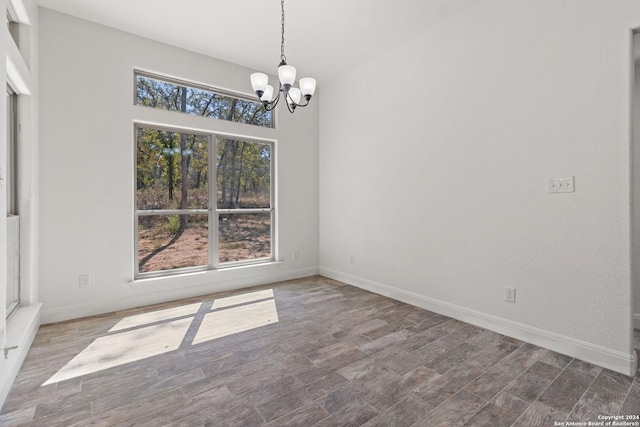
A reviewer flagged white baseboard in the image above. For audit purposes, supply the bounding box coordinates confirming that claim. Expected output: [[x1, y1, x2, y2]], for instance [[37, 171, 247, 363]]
[[634, 313, 640, 330], [0, 303, 42, 408], [41, 266, 319, 324], [320, 267, 637, 377]]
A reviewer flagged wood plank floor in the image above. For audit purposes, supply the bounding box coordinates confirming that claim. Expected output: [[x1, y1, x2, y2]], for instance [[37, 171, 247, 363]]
[[2, 276, 639, 426]]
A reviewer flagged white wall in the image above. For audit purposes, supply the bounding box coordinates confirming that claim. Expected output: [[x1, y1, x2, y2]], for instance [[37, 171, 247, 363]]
[[39, 9, 319, 323], [634, 52, 640, 328], [320, 0, 640, 375], [0, 0, 40, 408]]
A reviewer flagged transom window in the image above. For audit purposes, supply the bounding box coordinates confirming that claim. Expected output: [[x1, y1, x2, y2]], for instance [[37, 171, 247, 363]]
[[135, 126, 274, 277], [135, 71, 273, 128]]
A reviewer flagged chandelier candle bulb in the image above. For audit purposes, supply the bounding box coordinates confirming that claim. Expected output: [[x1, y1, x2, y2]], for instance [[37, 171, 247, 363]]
[[250, 73, 268, 97], [288, 87, 302, 106], [278, 64, 296, 87], [299, 77, 316, 99], [261, 85, 274, 103]]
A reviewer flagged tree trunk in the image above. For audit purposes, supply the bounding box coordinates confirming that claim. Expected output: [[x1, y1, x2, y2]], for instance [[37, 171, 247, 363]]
[[229, 141, 238, 209], [219, 142, 228, 209], [235, 142, 246, 206], [167, 134, 175, 201], [179, 87, 189, 230], [222, 99, 238, 208]]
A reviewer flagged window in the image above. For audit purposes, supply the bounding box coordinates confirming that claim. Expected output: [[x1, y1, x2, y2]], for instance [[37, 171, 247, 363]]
[[135, 126, 273, 277], [6, 85, 19, 317], [135, 72, 273, 128]]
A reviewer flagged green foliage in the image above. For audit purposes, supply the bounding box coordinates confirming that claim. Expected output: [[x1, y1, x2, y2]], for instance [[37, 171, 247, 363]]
[[163, 215, 181, 235], [137, 128, 209, 210]]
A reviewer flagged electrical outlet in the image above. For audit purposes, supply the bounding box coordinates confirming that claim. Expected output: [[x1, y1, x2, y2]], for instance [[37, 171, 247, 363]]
[[504, 287, 516, 303], [292, 249, 299, 260], [349, 255, 355, 265], [79, 274, 90, 288], [547, 176, 574, 193]]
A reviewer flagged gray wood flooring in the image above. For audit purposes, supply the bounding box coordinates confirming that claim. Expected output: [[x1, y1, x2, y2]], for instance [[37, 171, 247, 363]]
[[2, 276, 639, 426]]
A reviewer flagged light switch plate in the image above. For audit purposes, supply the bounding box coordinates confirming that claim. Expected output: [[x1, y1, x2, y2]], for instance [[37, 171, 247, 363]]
[[504, 287, 516, 303]]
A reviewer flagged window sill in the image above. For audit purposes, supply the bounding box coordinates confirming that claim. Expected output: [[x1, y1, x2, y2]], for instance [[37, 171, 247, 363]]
[[1, 303, 41, 408], [5, 303, 41, 355], [129, 260, 283, 289]]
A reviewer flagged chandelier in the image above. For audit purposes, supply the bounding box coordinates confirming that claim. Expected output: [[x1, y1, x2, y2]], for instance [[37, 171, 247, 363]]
[[250, 0, 316, 113]]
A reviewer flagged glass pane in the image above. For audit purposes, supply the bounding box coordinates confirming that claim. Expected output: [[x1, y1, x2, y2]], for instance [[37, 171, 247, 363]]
[[138, 214, 209, 273], [135, 75, 272, 128], [137, 128, 208, 210], [219, 213, 271, 263], [216, 139, 271, 209]]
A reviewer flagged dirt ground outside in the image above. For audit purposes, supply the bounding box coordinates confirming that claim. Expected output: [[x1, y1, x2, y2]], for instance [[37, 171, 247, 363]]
[[138, 214, 271, 273]]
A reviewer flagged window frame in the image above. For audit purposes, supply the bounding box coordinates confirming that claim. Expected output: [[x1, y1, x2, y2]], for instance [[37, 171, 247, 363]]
[[215, 134, 275, 268], [6, 84, 19, 318], [134, 123, 275, 279], [134, 70, 275, 129], [6, 85, 17, 215]]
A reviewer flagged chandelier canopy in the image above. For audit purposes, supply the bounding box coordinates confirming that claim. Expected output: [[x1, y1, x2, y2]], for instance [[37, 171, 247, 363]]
[[250, 0, 316, 113]]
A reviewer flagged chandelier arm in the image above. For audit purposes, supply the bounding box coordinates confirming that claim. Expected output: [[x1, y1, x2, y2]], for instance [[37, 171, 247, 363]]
[[281, 87, 311, 110], [284, 91, 296, 113], [285, 100, 295, 113], [293, 98, 311, 108], [263, 99, 278, 111], [260, 81, 284, 111]]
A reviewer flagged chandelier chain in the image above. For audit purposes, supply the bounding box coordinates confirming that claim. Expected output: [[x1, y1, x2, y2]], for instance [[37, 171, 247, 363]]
[[280, 0, 286, 62]]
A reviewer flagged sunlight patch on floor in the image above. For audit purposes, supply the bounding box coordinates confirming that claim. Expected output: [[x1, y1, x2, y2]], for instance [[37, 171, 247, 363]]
[[43, 317, 192, 385], [41, 289, 280, 386], [194, 298, 279, 344], [109, 302, 202, 332]]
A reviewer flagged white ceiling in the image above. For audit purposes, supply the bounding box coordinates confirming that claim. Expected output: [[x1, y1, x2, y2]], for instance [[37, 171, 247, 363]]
[[36, 0, 485, 84]]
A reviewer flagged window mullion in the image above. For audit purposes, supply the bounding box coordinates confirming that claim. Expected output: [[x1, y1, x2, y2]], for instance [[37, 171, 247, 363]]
[[136, 209, 208, 216], [134, 210, 140, 276], [270, 141, 275, 261], [210, 134, 218, 269]]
